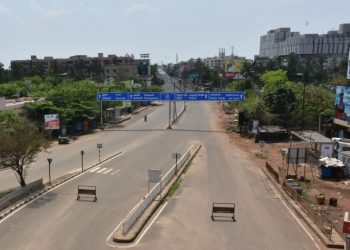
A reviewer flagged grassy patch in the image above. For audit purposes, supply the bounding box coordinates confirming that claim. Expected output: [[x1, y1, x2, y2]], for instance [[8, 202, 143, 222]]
[[168, 179, 182, 197]]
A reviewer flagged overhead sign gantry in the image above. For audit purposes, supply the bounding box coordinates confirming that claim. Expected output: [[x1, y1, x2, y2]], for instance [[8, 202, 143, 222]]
[[96, 92, 245, 102]]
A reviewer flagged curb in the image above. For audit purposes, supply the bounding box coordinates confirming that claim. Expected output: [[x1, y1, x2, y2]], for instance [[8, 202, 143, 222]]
[[113, 144, 201, 243], [261, 166, 344, 249]]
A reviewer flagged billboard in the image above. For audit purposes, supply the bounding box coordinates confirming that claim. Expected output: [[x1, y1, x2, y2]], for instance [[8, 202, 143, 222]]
[[44, 114, 60, 130], [347, 50, 350, 80], [224, 59, 245, 78], [334, 86, 350, 128]]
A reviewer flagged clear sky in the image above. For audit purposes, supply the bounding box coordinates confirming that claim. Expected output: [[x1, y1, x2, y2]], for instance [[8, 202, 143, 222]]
[[0, 0, 349, 68]]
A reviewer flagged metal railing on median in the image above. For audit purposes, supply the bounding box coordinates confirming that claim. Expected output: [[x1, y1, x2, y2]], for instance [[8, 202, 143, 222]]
[[122, 145, 194, 234]]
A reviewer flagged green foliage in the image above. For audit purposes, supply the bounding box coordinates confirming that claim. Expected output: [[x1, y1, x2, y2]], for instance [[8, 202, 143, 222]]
[[260, 70, 288, 93], [237, 68, 335, 130], [263, 84, 297, 126], [320, 108, 334, 127], [230, 79, 253, 91], [168, 179, 182, 197], [0, 83, 23, 98], [45, 81, 99, 124], [330, 75, 348, 86], [303, 85, 335, 127], [0, 117, 49, 187], [0, 110, 22, 127], [140, 85, 163, 92]]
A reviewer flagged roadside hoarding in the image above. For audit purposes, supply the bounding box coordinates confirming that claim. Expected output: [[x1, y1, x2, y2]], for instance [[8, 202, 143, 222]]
[[334, 86, 350, 128], [224, 59, 245, 78], [44, 114, 60, 130]]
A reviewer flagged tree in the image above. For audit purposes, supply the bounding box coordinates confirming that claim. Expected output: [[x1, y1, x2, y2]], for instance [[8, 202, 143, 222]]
[[263, 84, 297, 126], [0, 111, 49, 187], [260, 69, 288, 93], [241, 60, 254, 80]]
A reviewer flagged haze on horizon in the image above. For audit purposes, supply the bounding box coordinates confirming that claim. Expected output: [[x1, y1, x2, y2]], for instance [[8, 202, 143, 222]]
[[0, 0, 349, 68]]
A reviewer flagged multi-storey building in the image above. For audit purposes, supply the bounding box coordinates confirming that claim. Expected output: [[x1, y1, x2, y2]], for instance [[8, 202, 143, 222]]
[[203, 48, 226, 70], [10, 53, 151, 81], [259, 23, 350, 66]]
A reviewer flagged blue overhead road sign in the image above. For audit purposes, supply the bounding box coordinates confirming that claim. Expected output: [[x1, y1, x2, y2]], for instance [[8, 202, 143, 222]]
[[160, 93, 174, 101], [208, 92, 244, 101], [97, 92, 128, 101], [129, 92, 161, 101], [97, 92, 244, 101]]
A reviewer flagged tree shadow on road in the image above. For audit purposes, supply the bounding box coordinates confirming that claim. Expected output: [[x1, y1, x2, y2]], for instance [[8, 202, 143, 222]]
[[27, 192, 58, 209]]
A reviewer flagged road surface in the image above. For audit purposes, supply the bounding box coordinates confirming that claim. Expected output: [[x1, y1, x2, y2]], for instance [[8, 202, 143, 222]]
[[0, 101, 320, 249]]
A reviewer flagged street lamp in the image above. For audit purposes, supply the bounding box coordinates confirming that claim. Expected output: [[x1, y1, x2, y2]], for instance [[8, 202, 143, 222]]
[[47, 158, 52, 186], [80, 150, 85, 172], [296, 73, 305, 129]]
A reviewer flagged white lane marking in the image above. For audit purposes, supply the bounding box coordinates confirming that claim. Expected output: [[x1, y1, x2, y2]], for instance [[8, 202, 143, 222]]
[[111, 169, 121, 175], [103, 169, 114, 175], [89, 166, 100, 173], [0, 151, 125, 225], [268, 183, 321, 250], [106, 201, 169, 248], [97, 168, 107, 173]]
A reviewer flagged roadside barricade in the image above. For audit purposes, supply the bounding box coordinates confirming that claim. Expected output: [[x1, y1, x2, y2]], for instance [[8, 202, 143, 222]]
[[77, 185, 97, 202], [211, 202, 236, 221]]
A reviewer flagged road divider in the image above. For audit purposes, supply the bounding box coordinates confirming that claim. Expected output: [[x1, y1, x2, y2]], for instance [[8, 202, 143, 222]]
[[113, 144, 201, 243], [166, 103, 187, 129]]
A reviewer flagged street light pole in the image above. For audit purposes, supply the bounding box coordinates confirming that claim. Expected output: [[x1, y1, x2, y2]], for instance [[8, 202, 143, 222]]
[[297, 73, 305, 129], [80, 150, 85, 172], [100, 100, 103, 128], [319, 113, 322, 133], [302, 82, 305, 129], [47, 158, 52, 186], [173, 78, 177, 121]]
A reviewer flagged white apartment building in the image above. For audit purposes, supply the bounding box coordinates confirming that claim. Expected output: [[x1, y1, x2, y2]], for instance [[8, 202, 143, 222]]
[[259, 23, 350, 66]]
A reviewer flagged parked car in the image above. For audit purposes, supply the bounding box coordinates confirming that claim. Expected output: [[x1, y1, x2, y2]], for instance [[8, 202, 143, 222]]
[[58, 135, 70, 144]]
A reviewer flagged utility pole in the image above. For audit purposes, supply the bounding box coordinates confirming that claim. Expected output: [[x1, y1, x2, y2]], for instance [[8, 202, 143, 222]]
[[100, 100, 103, 128], [173, 79, 177, 121], [168, 98, 172, 129]]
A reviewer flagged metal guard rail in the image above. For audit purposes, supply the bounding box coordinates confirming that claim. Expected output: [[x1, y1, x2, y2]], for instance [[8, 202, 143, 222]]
[[122, 145, 193, 234]]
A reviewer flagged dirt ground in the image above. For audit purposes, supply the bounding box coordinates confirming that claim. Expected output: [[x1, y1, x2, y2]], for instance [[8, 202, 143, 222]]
[[217, 104, 350, 235]]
